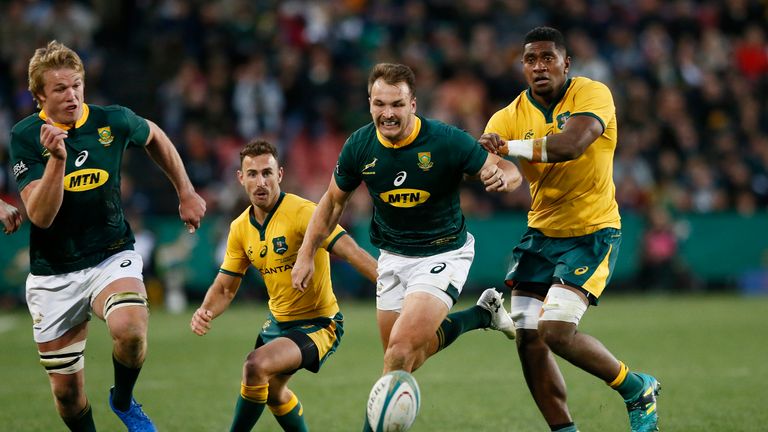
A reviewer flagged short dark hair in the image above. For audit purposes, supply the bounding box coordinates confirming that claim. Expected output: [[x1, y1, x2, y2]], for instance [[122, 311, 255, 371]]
[[524, 27, 567, 54], [240, 139, 278, 165], [367, 63, 416, 98]]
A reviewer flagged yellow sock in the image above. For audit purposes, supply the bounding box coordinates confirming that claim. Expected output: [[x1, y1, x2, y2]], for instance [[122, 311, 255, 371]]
[[241, 382, 268, 403]]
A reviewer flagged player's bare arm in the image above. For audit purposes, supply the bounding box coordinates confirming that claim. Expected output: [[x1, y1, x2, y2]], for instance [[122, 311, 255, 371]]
[[0, 199, 22, 234], [478, 153, 523, 192], [292, 177, 353, 292], [329, 234, 378, 284], [20, 119, 68, 228], [190, 272, 242, 336], [144, 119, 206, 232], [480, 115, 603, 163]]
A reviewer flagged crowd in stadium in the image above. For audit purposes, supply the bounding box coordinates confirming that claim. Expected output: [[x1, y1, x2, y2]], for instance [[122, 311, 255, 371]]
[[1, 0, 767, 222]]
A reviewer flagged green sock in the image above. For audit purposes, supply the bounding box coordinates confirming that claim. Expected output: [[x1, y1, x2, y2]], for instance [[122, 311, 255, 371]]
[[435, 305, 490, 352], [63, 403, 96, 432], [112, 355, 141, 411], [230, 395, 266, 432], [616, 372, 646, 401], [272, 401, 308, 432], [551, 423, 578, 432]]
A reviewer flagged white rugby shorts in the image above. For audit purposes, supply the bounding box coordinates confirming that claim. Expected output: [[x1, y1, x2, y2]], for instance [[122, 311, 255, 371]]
[[376, 234, 475, 311], [26, 250, 144, 343]]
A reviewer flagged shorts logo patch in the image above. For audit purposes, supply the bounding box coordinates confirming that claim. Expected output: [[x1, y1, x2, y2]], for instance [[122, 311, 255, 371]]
[[574, 266, 589, 275], [272, 236, 288, 255], [120, 260, 132, 268], [430, 262, 446, 274]]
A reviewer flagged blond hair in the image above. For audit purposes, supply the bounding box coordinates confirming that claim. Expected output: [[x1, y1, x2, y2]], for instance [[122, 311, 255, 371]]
[[28, 40, 85, 108]]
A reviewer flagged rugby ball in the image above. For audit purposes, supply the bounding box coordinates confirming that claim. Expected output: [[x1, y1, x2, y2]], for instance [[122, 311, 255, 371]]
[[366, 370, 421, 432]]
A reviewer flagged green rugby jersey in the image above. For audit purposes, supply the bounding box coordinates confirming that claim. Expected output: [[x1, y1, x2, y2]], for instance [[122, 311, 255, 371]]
[[9, 104, 150, 275], [335, 116, 487, 256]]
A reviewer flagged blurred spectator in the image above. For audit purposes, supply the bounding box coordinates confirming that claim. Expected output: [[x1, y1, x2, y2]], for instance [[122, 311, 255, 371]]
[[1, 1, 768, 299], [637, 206, 694, 291]]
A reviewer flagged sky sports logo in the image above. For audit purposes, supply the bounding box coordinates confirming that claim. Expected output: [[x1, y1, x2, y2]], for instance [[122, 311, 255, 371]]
[[12, 160, 28, 179]]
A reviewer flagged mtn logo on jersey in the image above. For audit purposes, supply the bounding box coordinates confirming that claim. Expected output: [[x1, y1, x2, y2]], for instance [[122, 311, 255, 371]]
[[379, 188, 431, 207], [63, 168, 109, 191]]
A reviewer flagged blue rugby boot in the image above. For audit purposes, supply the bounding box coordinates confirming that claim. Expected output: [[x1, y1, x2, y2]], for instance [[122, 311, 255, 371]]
[[109, 387, 157, 432], [626, 373, 660, 432]]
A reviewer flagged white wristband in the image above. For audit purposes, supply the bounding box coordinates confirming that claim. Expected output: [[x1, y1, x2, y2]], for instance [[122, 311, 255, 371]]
[[504, 137, 547, 162]]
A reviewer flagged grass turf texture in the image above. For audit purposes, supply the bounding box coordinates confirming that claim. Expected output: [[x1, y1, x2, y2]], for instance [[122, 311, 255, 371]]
[[1, 294, 766, 431]]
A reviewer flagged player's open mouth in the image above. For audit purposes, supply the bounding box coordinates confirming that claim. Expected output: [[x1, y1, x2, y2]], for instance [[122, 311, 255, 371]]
[[533, 76, 549, 84], [380, 119, 399, 128], [65, 104, 78, 111]]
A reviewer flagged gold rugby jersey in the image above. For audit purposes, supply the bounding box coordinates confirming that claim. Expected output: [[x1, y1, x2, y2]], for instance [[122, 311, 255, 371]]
[[485, 77, 620, 237], [220, 192, 346, 321]]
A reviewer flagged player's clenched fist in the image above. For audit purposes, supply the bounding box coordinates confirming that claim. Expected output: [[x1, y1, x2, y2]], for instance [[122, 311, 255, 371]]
[[40, 118, 68, 160], [190, 308, 213, 336]]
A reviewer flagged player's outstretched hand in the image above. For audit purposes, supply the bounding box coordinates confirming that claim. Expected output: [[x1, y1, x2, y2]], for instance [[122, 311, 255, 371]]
[[190, 308, 213, 336], [179, 191, 206, 233], [479, 133, 505, 155], [0, 200, 22, 234]]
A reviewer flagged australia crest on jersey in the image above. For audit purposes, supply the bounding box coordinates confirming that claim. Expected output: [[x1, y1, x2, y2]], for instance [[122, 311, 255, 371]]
[[98, 126, 114, 146], [417, 152, 433, 171], [272, 236, 288, 255]]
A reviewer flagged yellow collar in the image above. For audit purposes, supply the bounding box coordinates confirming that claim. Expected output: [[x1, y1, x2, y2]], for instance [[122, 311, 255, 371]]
[[39, 104, 90, 130], [376, 115, 421, 149]]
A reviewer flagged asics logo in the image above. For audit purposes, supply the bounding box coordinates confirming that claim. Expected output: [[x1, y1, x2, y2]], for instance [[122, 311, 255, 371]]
[[75, 150, 89, 167]]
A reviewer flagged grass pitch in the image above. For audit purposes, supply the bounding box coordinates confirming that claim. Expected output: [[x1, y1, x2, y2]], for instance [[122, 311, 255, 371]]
[[1, 293, 767, 431]]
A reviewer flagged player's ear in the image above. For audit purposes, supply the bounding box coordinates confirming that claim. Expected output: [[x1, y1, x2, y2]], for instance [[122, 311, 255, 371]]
[[236, 169, 244, 185], [277, 166, 284, 184], [564, 55, 571, 74]]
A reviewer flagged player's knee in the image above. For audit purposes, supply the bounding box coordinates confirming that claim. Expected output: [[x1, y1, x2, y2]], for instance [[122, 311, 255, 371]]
[[110, 321, 146, 353], [243, 350, 272, 381], [384, 339, 419, 371], [39, 340, 86, 375], [537, 287, 587, 353], [537, 320, 576, 353], [51, 383, 84, 408]]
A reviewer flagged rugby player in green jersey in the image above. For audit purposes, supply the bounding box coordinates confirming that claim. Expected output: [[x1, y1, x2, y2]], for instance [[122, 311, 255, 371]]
[[292, 63, 523, 431], [0, 198, 22, 234], [9, 41, 206, 432], [480, 27, 660, 432], [190, 139, 378, 432]]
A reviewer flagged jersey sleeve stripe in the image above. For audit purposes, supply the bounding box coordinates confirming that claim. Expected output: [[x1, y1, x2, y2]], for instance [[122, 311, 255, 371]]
[[570, 112, 606, 134], [325, 231, 347, 253], [218, 268, 244, 278]]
